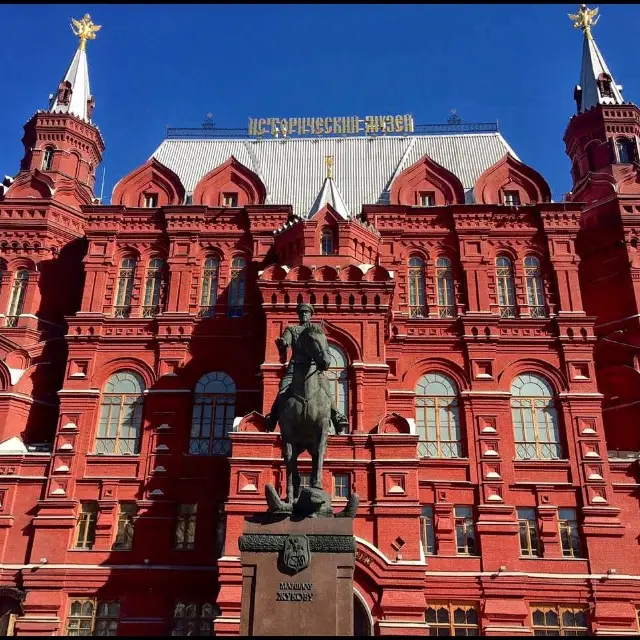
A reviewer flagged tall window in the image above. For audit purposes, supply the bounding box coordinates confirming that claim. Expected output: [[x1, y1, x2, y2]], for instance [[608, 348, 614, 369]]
[[503, 190, 521, 206], [420, 506, 435, 555], [558, 508, 582, 558], [333, 473, 350, 499], [436, 257, 455, 318], [5, 269, 28, 327], [172, 602, 217, 637], [66, 600, 120, 636], [143, 193, 158, 208], [74, 502, 98, 549], [112, 503, 136, 550], [142, 257, 165, 317], [455, 506, 476, 555], [321, 228, 335, 256], [524, 256, 546, 318], [426, 603, 478, 636], [419, 191, 436, 207], [517, 507, 540, 557], [114, 257, 136, 318], [408, 256, 427, 318], [228, 256, 246, 318], [199, 256, 219, 317], [95, 371, 145, 455], [189, 372, 236, 455], [531, 605, 588, 636], [42, 147, 54, 171], [616, 137, 636, 164], [325, 343, 349, 431], [511, 373, 562, 460], [175, 504, 197, 550], [416, 373, 462, 458], [496, 256, 517, 318]]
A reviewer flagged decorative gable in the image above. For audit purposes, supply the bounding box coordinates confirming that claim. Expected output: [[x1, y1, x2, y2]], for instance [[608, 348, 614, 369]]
[[390, 153, 465, 206], [474, 154, 551, 206], [192, 156, 266, 207], [111, 157, 185, 207]]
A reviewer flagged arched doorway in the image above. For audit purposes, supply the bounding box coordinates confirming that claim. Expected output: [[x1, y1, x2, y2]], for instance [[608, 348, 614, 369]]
[[354, 590, 373, 636]]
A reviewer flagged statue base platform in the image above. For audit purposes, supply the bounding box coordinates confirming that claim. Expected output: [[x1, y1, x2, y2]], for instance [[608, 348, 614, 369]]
[[239, 515, 355, 636]]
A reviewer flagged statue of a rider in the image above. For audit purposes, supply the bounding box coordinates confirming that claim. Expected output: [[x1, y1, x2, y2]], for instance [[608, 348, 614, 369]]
[[265, 303, 349, 434]]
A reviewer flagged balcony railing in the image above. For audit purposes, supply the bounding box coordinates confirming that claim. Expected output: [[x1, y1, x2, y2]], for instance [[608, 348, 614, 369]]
[[142, 305, 160, 318], [499, 305, 517, 318], [418, 440, 463, 458], [438, 306, 455, 318], [409, 306, 427, 318], [94, 438, 140, 455], [114, 306, 132, 318], [529, 306, 547, 318], [198, 306, 216, 318], [4, 316, 18, 327], [189, 437, 231, 456]]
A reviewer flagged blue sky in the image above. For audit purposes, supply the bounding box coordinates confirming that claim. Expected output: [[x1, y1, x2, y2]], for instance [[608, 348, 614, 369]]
[[1, 4, 638, 203]]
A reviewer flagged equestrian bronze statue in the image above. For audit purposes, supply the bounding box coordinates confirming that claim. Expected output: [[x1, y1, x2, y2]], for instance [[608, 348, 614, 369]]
[[264, 303, 358, 518]]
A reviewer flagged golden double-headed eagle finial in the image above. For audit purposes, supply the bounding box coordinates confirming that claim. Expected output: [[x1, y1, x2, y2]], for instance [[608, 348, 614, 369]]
[[568, 4, 600, 40], [325, 156, 334, 180], [71, 13, 101, 51]]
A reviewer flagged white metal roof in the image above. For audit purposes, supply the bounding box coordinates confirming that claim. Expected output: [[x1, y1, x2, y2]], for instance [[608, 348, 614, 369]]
[[151, 132, 519, 216]]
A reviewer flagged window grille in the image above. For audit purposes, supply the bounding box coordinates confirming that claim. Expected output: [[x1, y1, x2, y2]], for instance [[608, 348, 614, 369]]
[[66, 600, 120, 636], [42, 147, 54, 171], [420, 506, 435, 555], [142, 257, 164, 317], [517, 507, 540, 556], [5, 269, 28, 327], [189, 372, 235, 456], [416, 373, 462, 458], [408, 256, 427, 317], [524, 256, 546, 318], [228, 256, 246, 317], [321, 228, 335, 256], [558, 508, 582, 558], [436, 257, 455, 318], [112, 503, 136, 550], [171, 602, 218, 636], [426, 603, 479, 636], [496, 256, 517, 318], [511, 374, 562, 460], [95, 371, 145, 455], [333, 474, 350, 499], [454, 506, 476, 555], [74, 502, 98, 550], [174, 504, 197, 550], [199, 256, 219, 317], [531, 605, 588, 636], [114, 257, 136, 318]]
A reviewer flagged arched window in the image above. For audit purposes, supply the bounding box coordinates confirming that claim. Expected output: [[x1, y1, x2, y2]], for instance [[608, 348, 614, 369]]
[[142, 257, 165, 318], [189, 372, 236, 455], [496, 256, 517, 318], [616, 138, 636, 164], [321, 228, 335, 256], [524, 256, 546, 318], [95, 371, 145, 455], [408, 256, 426, 318], [511, 373, 562, 460], [199, 256, 219, 317], [436, 257, 455, 318], [228, 256, 246, 318], [5, 269, 29, 328], [415, 373, 462, 458], [42, 147, 54, 171], [325, 343, 349, 433], [115, 257, 136, 318]]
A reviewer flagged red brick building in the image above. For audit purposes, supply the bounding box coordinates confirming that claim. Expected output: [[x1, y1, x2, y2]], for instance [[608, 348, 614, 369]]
[[0, 6, 638, 637]]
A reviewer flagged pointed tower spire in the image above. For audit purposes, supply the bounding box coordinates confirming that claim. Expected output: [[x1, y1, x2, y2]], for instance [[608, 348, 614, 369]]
[[308, 156, 351, 219], [48, 14, 101, 121], [569, 4, 623, 114]]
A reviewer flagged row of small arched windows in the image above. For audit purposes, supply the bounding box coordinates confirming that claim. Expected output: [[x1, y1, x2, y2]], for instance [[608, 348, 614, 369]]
[[113, 255, 247, 319], [407, 255, 546, 319], [94, 359, 560, 462]]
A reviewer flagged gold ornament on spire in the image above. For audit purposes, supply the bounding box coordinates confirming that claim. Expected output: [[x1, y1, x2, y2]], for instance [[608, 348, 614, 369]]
[[325, 155, 334, 180], [71, 14, 101, 51], [568, 4, 600, 40]]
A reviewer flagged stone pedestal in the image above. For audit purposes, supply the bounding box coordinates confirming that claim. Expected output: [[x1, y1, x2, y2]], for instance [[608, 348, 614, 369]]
[[239, 516, 355, 636]]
